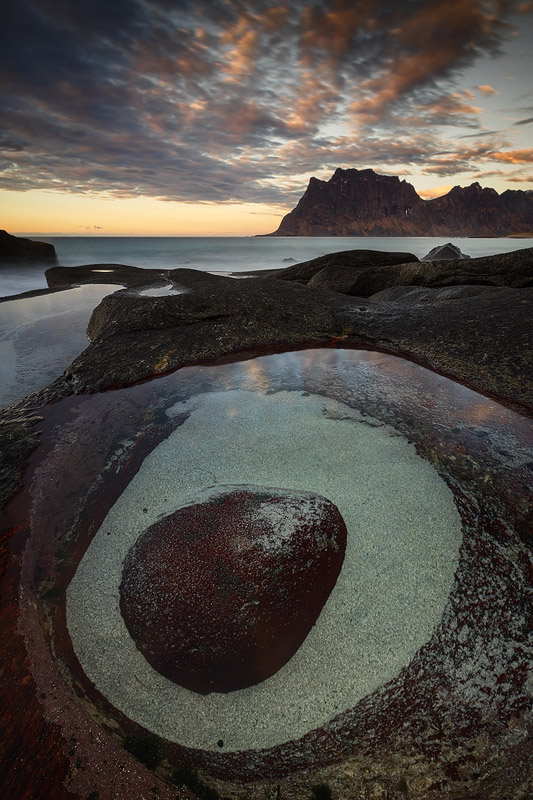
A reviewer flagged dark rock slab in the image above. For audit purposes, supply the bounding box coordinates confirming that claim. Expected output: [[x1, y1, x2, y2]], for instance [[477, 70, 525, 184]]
[[46, 263, 168, 289], [334, 285, 533, 412], [48, 257, 531, 415], [420, 242, 470, 260], [370, 285, 497, 302], [306, 246, 533, 296], [120, 485, 346, 694], [0, 230, 57, 264], [270, 249, 419, 284], [67, 270, 335, 392]]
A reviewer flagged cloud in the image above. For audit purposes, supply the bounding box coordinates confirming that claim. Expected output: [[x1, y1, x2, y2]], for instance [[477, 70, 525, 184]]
[[417, 184, 454, 199], [476, 84, 500, 95], [0, 0, 531, 205], [490, 148, 533, 163], [514, 116, 533, 125], [507, 173, 533, 181]]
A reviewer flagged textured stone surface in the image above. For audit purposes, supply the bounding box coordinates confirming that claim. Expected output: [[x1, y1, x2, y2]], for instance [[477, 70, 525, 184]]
[[268, 248, 419, 284], [2, 248, 533, 512], [46, 263, 168, 289], [420, 242, 470, 260], [297, 246, 533, 296], [119, 485, 347, 694]]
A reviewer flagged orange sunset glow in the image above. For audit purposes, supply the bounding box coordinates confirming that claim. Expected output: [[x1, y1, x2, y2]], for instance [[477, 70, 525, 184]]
[[1, 0, 532, 235]]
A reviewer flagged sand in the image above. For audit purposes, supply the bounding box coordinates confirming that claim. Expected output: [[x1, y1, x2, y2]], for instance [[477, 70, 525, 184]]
[[66, 388, 462, 752]]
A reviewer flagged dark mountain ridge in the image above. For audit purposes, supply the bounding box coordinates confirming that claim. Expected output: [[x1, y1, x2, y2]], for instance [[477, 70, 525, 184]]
[[267, 168, 533, 237]]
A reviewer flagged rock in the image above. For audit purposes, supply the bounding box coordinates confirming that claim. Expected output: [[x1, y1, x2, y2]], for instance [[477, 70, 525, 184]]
[[272, 249, 419, 284], [0, 230, 57, 264], [2, 245, 532, 517], [369, 285, 492, 302], [45, 263, 167, 289], [47, 249, 533, 415], [300, 246, 533, 297], [420, 243, 470, 261], [119, 485, 347, 694], [265, 168, 533, 237], [85, 268, 335, 353]]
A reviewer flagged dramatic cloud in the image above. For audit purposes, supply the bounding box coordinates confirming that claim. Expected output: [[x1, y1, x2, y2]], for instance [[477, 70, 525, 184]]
[[1, 0, 532, 206]]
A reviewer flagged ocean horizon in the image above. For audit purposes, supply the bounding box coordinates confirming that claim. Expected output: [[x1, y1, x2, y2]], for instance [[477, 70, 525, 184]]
[[2, 234, 532, 298]]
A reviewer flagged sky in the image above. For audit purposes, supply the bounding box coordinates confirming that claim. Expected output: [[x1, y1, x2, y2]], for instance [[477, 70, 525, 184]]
[[1, 0, 532, 236]]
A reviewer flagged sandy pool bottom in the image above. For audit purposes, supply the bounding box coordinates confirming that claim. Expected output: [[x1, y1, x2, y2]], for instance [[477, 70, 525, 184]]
[[67, 388, 463, 752]]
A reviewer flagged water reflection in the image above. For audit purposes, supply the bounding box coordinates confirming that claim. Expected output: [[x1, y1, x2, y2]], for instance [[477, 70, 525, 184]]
[[0, 283, 122, 408], [138, 284, 189, 297]]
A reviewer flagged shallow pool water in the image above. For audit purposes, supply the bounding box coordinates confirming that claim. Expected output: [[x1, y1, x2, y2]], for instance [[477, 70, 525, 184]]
[[138, 284, 190, 296], [0, 283, 122, 408]]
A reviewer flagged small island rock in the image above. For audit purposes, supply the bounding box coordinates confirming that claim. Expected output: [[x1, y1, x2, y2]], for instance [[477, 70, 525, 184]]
[[421, 243, 470, 261]]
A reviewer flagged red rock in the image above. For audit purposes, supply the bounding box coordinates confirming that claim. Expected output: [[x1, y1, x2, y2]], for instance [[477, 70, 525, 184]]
[[119, 485, 347, 694]]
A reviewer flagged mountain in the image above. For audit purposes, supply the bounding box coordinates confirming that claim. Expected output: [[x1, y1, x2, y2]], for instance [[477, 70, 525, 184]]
[[266, 168, 533, 237]]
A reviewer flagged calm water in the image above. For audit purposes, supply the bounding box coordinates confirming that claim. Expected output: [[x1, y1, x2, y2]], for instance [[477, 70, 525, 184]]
[[1, 235, 531, 297], [0, 284, 123, 409]]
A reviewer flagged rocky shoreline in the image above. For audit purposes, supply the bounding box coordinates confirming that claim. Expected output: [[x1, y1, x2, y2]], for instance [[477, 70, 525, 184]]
[[39, 245, 533, 411], [0, 245, 532, 800]]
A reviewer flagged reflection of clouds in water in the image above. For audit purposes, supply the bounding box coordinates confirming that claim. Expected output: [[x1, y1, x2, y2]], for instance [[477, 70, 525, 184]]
[[241, 359, 270, 393], [67, 388, 462, 753]]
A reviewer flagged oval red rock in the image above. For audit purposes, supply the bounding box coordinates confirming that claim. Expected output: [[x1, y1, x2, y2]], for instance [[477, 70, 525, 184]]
[[119, 485, 347, 694]]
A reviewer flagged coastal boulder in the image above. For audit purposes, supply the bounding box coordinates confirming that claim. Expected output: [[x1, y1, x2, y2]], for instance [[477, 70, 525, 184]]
[[0, 230, 57, 264], [119, 485, 347, 694], [271, 249, 419, 284], [306, 246, 533, 296], [421, 243, 470, 261]]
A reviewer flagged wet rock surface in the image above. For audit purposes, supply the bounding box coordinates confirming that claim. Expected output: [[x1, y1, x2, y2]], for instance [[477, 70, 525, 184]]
[[120, 485, 347, 694], [62, 251, 533, 415]]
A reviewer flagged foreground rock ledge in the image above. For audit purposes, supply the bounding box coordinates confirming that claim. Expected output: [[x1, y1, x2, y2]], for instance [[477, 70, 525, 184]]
[[120, 485, 347, 694], [70, 251, 532, 416], [0, 246, 532, 800]]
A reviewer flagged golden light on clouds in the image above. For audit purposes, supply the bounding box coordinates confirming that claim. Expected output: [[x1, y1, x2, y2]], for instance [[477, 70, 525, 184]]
[[476, 84, 500, 94]]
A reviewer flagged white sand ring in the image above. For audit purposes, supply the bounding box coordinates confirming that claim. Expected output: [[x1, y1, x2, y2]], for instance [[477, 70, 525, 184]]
[[66, 388, 462, 753]]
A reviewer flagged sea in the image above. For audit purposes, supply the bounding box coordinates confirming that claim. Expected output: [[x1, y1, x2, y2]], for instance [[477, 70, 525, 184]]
[[1, 234, 532, 298]]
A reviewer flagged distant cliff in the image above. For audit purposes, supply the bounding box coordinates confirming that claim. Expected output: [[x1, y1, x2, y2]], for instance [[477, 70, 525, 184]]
[[0, 230, 58, 263], [266, 168, 533, 237]]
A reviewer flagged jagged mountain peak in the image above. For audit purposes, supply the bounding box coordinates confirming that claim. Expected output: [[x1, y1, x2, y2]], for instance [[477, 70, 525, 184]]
[[268, 168, 533, 237]]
